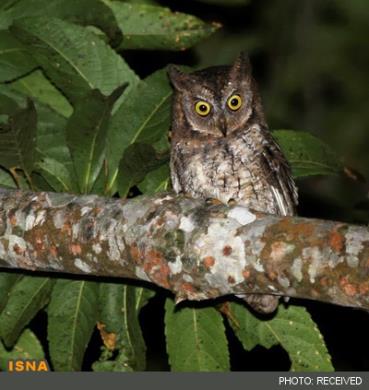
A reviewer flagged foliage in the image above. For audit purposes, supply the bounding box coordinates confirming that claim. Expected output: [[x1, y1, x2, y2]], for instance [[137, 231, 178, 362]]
[[0, 0, 362, 372]]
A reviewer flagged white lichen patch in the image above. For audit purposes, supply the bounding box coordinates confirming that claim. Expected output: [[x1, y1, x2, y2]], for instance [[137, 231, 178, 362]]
[[179, 216, 195, 233], [74, 258, 91, 273], [268, 285, 277, 291], [92, 243, 102, 254], [25, 212, 36, 231], [253, 258, 264, 272], [168, 255, 183, 274], [72, 223, 80, 240], [291, 257, 303, 282], [183, 274, 194, 283], [8, 235, 27, 258], [153, 194, 174, 205], [197, 218, 246, 292], [34, 210, 46, 226], [278, 275, 290, 288], [303, 247, 322, 283], [270, 242, 295, 262], [135, 266, 151, 282], [345, 225, 369, 267], [53, 211, 65, 229], [81, 206, 92, 216], [227, 207, 256, 226]]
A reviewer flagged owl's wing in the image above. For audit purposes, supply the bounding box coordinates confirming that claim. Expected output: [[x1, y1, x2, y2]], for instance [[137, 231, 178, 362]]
[[260, 130, 298, 216]]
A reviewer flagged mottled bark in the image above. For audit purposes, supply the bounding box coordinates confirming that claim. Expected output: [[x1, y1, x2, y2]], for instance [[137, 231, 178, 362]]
[[0, 188, 368, 309]]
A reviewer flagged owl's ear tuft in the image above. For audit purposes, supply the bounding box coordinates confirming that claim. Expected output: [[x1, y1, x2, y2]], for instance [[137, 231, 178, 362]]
[[167, 65, 193, 91], [230, 52, 252, 81]]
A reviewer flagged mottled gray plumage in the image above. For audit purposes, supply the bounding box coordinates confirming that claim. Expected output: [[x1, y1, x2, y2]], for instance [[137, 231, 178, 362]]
[[168, 53, 298, 313]]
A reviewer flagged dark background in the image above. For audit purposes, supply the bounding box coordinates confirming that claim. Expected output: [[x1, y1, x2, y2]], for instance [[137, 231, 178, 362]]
[[124, 0, 369, 371]]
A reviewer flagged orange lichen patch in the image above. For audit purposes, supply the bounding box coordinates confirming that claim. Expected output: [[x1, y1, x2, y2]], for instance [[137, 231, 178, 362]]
[[223, 246, 232, 256], [50, 246, 58, 257], [329, 230, 344, 253], [35, 237, 45, 251], [340, 276, 357, 297], [181, 282, 194, 293], [97, 322, 117, 350], [359, 282, 369, 295], [267, 271, 278, 281], [13, 244, 25, 255], [228, 275, 235, 284], [70, 243, 82, 256], [129, 244, 142, 263], [61, 221, 72, 236], [144, 249, 170, 289], [9, 211, 17, 226], [203, 256, 215, 268], [242, 269, 250, 279]]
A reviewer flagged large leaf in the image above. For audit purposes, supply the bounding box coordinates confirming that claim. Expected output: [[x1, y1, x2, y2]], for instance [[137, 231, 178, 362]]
[[0, 329, 45, 371], [108, 2, 219, 51], [0, 276, 54, 347], [95, 283, 146, 371], [117, 143, 169, 197], [11, 17, 139, 106], [106, 68, 171, 193], [11, 70, 73, 118], [66, 86, 125, 194], [138, 163, 170, 195], [0, 0, 122, 44], [165, 299, 230, 371], [0, 98, 37, 176], [273, 130, 342, 178], [0, 166, 16, 188], [0, 30, 37, 82], [0, 272, 21, 313], [48, 280, 99, 371], [194, 0, 250, 5], [228, 303, 333, 371]]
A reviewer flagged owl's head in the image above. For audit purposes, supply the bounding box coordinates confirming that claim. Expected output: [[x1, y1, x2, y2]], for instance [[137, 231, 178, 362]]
[[168, 52, 266, 141]]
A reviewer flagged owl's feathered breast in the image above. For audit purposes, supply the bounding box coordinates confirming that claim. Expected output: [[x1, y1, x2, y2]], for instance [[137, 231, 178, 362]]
[[171, 125, 297, 216]]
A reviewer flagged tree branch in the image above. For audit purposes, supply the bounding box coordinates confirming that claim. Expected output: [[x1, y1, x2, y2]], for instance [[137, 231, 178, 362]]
[[0, 188, 368, 309]]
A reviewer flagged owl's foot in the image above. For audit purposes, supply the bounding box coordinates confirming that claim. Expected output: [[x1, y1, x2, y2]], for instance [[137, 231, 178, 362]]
[[205, 198, 223, 206], [240, 294, 279, 314]]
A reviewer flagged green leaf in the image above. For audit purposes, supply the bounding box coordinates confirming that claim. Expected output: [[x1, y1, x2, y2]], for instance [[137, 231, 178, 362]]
[[117, 143, 169, 197], [138, 163, 170, 195], [273, 130, 342, 178], [228, 303, 333, 371], [66, 86, 125, 194], [0, 0, 122, 44], [35, 157, 76, 193], [97, 283, 146, 371], [0, 98, 37, 175], [11, 17, 139, 106], [0, 92, 19, 115], [48, 280, 99, 371], [0, 272, 21, 313], [108, 2, 219, 51], [11, 70, 73, 118], [135, 287, 155, 312], [0, 329, 45, 371], [165, 299, 230, 372], [0, 166, 16, 188], [107, 68, 171, 193], [0, 276, 54, 347], [0, 30, 37, 83]]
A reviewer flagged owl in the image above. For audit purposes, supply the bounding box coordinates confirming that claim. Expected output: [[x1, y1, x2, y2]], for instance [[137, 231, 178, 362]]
[[168, 53, 298, 313]]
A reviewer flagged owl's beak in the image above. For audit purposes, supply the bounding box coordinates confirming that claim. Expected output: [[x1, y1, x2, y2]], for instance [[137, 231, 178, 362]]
[[218, 116, 227, 137]]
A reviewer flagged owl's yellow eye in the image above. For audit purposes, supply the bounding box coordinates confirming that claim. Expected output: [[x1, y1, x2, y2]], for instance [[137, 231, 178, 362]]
[[227, 94, 242, 111], [195, 101, 211, 116]]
